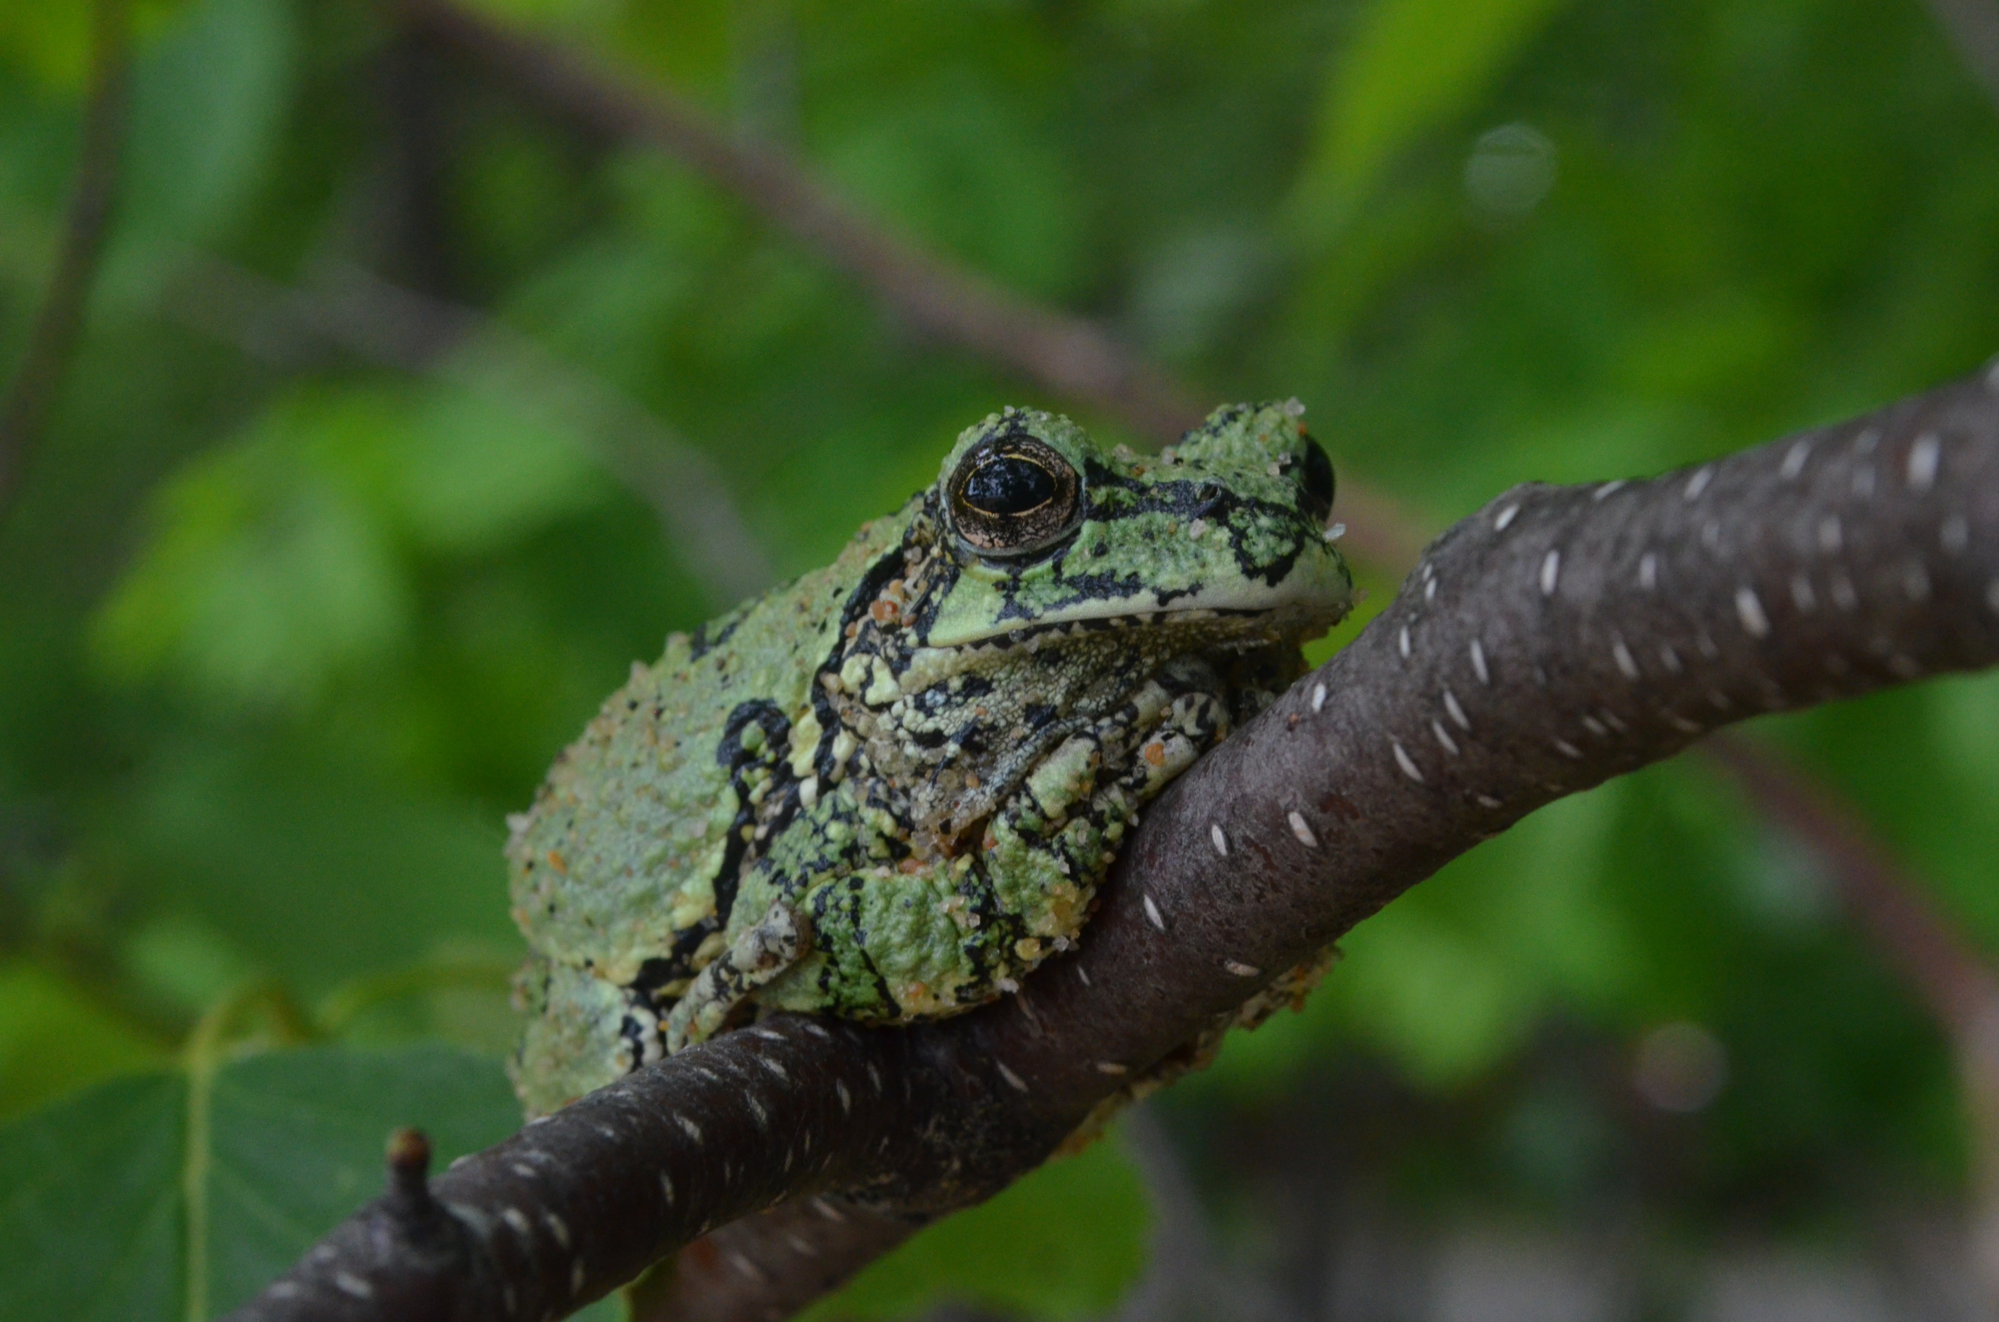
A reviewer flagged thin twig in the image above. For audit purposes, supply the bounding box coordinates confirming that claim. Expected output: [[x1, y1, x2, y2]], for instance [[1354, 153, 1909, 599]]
[[164, 254, 775, 606], [1921, 0, 1999, 114], [1701, 733, 1999, 1312], [377, 29, 457, 299], [1111, 1107, 1299, 1322], [0, 0, 131, 521], [392, 0, 1195, 428], [1701, 735, 1999, 1039]]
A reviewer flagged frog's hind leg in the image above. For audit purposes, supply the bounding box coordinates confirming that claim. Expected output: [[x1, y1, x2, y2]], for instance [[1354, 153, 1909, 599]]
[[663, 901, 810, 1053]]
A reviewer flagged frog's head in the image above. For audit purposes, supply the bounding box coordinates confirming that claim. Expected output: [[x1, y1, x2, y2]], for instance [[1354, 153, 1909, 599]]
[[914, 402, 1354, 651]]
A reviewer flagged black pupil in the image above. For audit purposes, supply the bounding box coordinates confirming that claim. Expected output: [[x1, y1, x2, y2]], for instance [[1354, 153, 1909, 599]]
[[963, 455, 1057, 516]]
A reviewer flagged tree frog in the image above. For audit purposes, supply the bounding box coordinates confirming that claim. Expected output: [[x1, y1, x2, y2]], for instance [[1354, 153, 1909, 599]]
[[507, 402, 1353, 1115]]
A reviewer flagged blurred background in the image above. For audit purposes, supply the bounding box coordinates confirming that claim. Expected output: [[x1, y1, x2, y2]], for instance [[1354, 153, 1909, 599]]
[[4, 0, 1999, 1317]]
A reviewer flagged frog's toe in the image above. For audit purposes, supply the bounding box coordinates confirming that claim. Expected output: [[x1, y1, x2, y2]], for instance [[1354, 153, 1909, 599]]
[[663, 901, 810, 1053]]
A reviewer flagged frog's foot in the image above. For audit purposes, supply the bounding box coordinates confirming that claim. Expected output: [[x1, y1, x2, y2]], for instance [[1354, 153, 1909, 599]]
[[1119, 687, 1230, 802], [1010, 662, 1226, 831], [663, 901, 809, 1053]]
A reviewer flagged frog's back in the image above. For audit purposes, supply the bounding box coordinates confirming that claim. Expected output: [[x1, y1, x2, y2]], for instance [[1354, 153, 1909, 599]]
[[508, 509, 908, 988]]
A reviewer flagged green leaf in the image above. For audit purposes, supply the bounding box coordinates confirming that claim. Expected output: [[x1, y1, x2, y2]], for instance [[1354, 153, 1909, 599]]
[[803, 1135, 1150, 1321], [120, 0, 296, 245], [396, 365, 614, 556], [1289, 0, 1575, 238], [118, 741, 518, 996], [93, 388, 415, 707], [93, 377, 612, 706], [0, 1044, 532, 1321], [0, 1073, 185, 1321]]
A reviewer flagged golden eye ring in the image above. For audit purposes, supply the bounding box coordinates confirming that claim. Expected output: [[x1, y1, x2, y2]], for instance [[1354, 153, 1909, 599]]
[[947, 435, 1083, 558]]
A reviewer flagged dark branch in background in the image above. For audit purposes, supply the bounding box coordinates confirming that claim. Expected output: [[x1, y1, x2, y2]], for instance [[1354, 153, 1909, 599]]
[[1703, 738, 1999, 1041], [378, 29, 458, 303], [224, 363, 1999, 1322], [0, 0, 129, 522], [1110, 1107, 1296, 1322], [1921, 0, 1999, 113], [388, 0, 1189, 427], [1699, 734, 1999, 1306], [386, 0, 1435, 573]]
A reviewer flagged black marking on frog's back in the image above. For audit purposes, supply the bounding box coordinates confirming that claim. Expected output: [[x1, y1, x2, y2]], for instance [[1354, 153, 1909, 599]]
[[717, 700, 791, 773], [629, 694, 836, 999], [838, 543, 909, 635], [898, 501, 960, 643], [618, 1008, 653, 1065], [713, 699, 792, 925], [629, 929, 711, 999], [1193, 402, 1251, 437], [687, 607, 749, 662]]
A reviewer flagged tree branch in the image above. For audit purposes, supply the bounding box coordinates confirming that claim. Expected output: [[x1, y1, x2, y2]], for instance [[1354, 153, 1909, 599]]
[[260, 7, 1999, 1313], [222, 361, 1999, 1322], [389, 0, 1193, 427], [0, 0, 130, 522], [1110, 1106, 1297, 1322]]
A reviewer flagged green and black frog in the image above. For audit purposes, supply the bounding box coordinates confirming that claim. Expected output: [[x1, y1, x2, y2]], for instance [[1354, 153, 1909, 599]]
[[507, 401, 1354, 1115]]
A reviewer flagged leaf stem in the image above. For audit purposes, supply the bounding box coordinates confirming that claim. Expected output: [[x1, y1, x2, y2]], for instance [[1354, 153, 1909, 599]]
[[313, 956, 517, 1036], [180, 979, 314, 1322], [0, 0, 131, 523]]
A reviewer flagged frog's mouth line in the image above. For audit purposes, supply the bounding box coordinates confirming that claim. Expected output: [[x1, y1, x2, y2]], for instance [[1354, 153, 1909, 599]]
[[942, 606, 1257, 650], [924, 597, 1349, 653], [921, 541, 1354, 648]]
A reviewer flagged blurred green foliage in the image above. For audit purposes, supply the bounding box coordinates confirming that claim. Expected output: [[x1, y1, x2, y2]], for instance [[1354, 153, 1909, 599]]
[[2, 0, 1997, 1314]]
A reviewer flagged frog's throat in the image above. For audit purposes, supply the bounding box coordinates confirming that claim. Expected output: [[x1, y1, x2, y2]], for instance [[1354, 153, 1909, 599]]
[[918, 576, 1351, 650]]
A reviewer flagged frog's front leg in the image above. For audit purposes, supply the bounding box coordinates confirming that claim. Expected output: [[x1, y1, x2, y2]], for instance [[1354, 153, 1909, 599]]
[[982, 661, 1233, 943], [663, 900, 810, 1053]]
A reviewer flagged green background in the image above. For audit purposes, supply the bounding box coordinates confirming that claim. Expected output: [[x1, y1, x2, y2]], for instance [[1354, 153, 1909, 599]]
[[2, 0, 1997, 1315]]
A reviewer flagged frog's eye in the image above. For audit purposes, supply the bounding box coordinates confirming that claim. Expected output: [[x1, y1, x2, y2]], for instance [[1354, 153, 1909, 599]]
[[1299, 436, 1335, 524], [948, 436, 1083, 558]]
